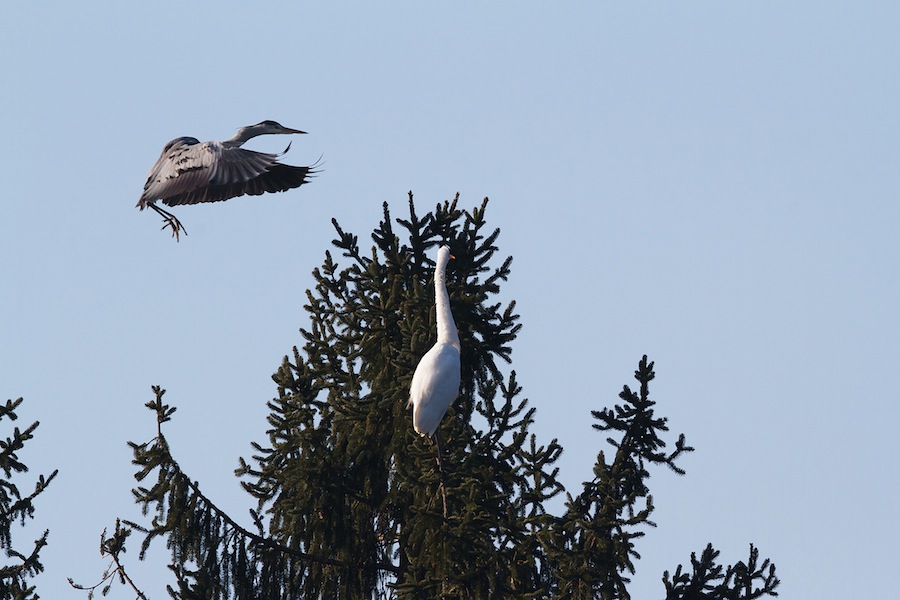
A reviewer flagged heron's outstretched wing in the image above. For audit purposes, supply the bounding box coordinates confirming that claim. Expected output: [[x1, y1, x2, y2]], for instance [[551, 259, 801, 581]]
[[138, 137, 204, 209], [139, 140, 315, 208]]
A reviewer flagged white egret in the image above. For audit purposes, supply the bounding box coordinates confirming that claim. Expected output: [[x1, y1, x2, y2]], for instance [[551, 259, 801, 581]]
[[138, 120, 317, 240], [408, 245, 461, 439]]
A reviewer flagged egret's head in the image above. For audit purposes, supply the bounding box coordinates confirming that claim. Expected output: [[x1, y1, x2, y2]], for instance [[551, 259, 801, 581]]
[[435, 245, 457, 279], [437, 245, 456, 263]]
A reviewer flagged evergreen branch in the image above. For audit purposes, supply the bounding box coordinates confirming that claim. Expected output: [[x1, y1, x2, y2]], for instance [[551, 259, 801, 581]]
[[544, 355, 697, 597], [0, 420, 39, 478], [69, 520, 148, 600], [0, 396, 55, 600], [0, 529, 48, 582], [129, 386, 401, 599], [663, 543, 780, 599], [184, 472, 395, 573]]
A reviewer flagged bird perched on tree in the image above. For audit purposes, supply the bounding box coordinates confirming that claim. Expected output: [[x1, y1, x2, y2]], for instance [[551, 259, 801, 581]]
[[137, 120, 317, 240], [409, 245, 461, 438]]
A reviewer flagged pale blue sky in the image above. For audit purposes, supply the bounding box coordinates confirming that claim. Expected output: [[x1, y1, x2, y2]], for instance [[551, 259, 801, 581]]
[[1, 3, 898, 597]]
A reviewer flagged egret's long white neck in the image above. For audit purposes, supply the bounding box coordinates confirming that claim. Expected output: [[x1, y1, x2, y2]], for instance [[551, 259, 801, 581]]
[[435, 249, 460, 346]]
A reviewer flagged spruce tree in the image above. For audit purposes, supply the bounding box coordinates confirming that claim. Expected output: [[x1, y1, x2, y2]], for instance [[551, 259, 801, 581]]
[[0, 397, 57, 600], [77, 194, 780, 599]]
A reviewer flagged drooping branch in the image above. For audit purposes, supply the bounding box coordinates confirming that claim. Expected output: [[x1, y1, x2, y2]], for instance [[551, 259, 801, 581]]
[[129, 387, 401, 583]]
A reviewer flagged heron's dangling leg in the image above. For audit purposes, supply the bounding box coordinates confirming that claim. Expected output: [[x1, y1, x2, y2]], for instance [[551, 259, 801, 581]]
[[149, 204, 188, 241], [432, 430, 448, 519]]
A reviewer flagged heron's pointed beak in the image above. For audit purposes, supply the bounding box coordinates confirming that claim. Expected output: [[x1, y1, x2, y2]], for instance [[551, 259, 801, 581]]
[[282, 127, 307, 135]]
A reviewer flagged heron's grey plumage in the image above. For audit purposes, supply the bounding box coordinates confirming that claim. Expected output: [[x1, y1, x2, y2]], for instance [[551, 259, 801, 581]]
[[137, 121, 317, 240]]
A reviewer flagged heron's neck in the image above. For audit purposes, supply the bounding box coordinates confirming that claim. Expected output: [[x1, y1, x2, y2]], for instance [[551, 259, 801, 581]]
[[224, 127, 262, 147], [435, 264, 459, 346]]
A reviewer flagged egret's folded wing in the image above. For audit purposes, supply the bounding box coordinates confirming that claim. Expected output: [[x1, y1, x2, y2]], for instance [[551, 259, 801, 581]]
[[409, 344, 461, 436]]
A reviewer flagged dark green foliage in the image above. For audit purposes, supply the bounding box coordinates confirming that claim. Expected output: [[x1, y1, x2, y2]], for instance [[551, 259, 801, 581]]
[[123, 388, 354, 599], [241, 195, 565, 597], [85, 194, 779, 599], [544, 357, 694, 599], [663, 544, 780, 599], [0, 397, 57, 600]]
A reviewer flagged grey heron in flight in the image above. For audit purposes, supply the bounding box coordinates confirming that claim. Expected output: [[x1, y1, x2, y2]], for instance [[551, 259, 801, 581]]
[[138, 120, 318, 240]]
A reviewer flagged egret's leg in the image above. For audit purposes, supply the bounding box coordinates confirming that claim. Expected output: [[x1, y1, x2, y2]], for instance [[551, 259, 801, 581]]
[[433, 430, 448, 518]]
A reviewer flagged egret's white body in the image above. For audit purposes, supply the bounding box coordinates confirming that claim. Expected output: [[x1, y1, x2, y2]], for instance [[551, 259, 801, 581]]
[[409, 246, 461, 437]]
